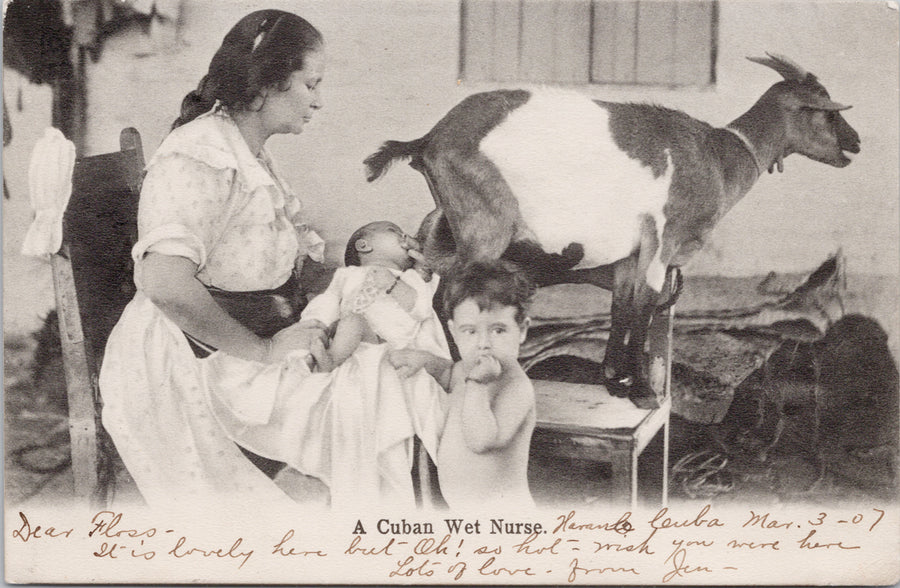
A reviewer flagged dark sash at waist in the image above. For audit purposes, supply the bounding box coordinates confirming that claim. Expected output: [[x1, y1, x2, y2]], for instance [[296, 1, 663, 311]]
[[184, 273, 307, 358]]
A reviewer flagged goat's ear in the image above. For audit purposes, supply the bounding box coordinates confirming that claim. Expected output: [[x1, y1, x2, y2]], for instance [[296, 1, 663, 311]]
[[747, 52, 809, 82]]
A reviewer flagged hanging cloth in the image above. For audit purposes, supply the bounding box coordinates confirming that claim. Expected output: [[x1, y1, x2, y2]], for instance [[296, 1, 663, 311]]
[[22, 128, 77, 258]]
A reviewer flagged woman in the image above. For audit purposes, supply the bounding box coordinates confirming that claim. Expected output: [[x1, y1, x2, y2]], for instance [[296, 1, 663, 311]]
[[101, 9, 447, 511], [100, 9, 330, 508]]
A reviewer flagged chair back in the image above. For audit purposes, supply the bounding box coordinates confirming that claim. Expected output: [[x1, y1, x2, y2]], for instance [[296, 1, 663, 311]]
[[63, 128, 144, 368], [54, 128, 144, 505]]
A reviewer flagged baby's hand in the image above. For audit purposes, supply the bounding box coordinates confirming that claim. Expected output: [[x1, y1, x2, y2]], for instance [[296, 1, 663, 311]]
[[465, 355, 503, 384], [308, 337, 334, 372], [367, 265, 398, 289]]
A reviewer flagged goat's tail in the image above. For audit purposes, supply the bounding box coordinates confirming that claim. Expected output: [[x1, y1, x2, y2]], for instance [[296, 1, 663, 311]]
[[363, 136, 429, 182]]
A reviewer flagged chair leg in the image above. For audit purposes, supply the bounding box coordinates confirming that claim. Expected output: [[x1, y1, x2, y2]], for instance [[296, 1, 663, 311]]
[[51, 253, 100, 502], [662, 418, 670, 507], [609, 452, 634, 508], [417, 438, 434, 508], [413, 436, 441, 509]]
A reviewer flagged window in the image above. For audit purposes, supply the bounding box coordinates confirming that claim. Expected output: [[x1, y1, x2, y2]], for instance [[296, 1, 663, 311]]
[[460, 0, 718, 87]]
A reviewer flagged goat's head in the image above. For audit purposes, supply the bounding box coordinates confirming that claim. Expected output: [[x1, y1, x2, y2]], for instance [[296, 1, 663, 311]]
[[750, 53, 860, 169]]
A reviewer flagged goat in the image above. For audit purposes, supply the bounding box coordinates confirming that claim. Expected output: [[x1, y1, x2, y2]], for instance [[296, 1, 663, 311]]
[[363, 54, 860, 407]]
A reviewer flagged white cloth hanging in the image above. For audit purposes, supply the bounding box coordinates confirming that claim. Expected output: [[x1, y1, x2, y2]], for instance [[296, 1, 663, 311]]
[[21, 127, 76, 258]]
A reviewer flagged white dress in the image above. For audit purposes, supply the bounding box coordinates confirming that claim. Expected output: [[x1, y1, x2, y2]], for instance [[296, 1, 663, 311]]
[[99, 109, 447, 511]]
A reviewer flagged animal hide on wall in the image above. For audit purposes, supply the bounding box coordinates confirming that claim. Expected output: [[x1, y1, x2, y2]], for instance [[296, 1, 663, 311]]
[[522, 253, 847, 424]]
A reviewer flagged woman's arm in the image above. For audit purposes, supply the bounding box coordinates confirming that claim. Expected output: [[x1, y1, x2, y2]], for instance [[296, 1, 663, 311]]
[[142, 252, 325, 363], [141, 253, 270, 362]]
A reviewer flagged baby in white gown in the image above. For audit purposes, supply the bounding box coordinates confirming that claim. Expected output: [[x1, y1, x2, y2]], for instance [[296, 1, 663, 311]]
[[301, 220, 446, 369]]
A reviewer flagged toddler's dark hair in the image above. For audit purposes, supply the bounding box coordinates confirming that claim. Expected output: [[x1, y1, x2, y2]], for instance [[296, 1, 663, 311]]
[[442, 260, 535, 325]]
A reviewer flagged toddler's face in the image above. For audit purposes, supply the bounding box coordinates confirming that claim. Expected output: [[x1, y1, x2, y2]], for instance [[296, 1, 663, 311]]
[[363, 222, 415, 268], [449, 299, 528, 367]]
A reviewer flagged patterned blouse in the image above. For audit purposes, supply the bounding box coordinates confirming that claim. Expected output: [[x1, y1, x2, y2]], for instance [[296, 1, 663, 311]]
[[132, 107, 324, 292]]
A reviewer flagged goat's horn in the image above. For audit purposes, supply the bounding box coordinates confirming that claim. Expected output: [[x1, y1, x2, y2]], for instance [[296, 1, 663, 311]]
[[810, 98, 852, 111], [747, 52, 809, 82]]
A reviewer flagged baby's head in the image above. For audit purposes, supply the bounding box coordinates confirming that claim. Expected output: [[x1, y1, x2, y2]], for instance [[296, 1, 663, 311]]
[[344, 221, 415, 269], [443, 261, 535, 364]]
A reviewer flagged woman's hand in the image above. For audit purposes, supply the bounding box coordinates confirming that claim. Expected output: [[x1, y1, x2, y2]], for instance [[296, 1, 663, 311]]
[[267, 320, 328, 363]]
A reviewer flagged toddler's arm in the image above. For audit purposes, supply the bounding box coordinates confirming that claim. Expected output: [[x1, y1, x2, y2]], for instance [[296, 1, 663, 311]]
[[388, 349, 453, 389], [460, 357, 534, 453]]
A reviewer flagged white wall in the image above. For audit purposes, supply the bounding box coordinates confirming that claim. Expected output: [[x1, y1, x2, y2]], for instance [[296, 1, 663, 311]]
[[83, 0, 899, 276], [4, 0, 898, 333]]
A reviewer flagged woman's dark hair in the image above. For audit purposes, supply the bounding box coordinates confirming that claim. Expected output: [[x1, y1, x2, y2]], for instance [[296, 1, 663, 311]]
[[442, 261, 535, 326], [172, 10, 323, 129]]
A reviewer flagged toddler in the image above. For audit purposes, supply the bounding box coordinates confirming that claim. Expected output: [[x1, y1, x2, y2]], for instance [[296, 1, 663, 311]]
[[435, 261, 536, 510]]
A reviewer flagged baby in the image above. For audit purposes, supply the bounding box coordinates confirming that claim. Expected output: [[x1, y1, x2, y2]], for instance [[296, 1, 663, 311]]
[[435, 261, 536, 510], [300, 220, 444, 370]]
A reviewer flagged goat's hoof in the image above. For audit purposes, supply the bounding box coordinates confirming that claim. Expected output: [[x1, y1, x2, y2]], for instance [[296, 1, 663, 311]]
[[628, 383, 661, 410], [608, 385, 630, 398], [601, 363, 632, 397]]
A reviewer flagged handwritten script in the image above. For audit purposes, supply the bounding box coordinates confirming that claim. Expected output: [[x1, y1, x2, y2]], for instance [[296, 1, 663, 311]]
[[7, 504, 892, 583]]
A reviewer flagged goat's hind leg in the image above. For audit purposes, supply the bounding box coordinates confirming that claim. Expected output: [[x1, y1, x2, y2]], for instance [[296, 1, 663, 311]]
[[624, 280, 664, 409], [602, 256, 637, 398], [609, 214, 667, 407], [428, 152, 520, 265]]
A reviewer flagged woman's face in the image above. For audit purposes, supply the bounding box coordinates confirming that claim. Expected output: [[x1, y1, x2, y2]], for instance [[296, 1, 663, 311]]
[[260, 48, 325, 136]]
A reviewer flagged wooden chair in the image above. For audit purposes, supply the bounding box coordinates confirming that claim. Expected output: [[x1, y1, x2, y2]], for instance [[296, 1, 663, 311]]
[[529, 288, 676, 509], [52, 128, 144, 507]]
